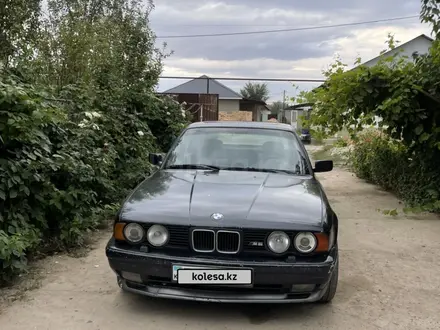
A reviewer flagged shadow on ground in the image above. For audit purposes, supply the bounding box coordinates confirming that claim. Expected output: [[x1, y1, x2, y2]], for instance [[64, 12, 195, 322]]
[[117, 291, 334, 325]]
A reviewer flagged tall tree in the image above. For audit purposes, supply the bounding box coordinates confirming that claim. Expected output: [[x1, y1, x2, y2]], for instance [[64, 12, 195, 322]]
[[0, 0, 41, 68], [240, 82, 270, 102], [269, 101, 284, 114], [20, 0, 168, 91]]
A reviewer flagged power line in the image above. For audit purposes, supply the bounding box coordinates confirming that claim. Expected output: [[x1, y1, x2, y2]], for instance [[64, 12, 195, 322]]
[[156, 15, 419, 39], [156, 23, 322, 27], [159, 76, 326, 83]]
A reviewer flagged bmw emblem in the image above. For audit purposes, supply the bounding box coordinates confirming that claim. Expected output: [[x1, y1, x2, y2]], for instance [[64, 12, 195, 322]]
[[211, 213, 224, 221]]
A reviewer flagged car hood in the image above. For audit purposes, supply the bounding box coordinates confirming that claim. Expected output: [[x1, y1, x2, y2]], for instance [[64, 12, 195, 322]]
[[120, 170, 325, 230]]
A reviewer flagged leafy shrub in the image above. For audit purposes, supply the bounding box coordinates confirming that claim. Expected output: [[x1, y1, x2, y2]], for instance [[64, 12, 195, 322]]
[[349, 130, 440, 212], [295, 29, 440, 215], [0, 73, 189, 284], [334, 137, 349, 148]]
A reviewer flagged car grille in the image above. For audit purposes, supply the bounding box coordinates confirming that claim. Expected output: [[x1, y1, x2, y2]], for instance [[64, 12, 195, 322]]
[[216, 230, 240, 254], [192, 229, 215, 252], [192, 229, 241, 254]]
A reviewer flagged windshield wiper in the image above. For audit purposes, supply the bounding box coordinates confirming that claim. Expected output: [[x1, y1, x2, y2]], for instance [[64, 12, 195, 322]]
[[165, 164, 220, 171], [221, 167, 301, 175]]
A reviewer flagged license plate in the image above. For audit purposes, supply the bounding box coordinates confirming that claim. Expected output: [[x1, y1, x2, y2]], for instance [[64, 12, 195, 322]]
[[172, 265, 205, 282], [177, 268, 252, 285]]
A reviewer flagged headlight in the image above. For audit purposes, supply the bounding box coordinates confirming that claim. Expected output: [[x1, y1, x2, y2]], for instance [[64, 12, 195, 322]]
[[147, 224, 169, 247], [267, 231, 290, 253], [294, 232, 317, 253], [123, 223, 145, 243]]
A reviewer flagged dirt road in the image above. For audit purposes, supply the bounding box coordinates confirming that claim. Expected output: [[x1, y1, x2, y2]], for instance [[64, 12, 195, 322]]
[[1, 147, 440, 330]]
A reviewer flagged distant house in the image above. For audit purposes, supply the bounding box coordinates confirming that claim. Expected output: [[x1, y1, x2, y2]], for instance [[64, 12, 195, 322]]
[[359, 34, 433, 68], [355, 34, 433, 127], [283, 103, 313, 131], [292, 34, 434, 134], [162, 75, 270, 122]]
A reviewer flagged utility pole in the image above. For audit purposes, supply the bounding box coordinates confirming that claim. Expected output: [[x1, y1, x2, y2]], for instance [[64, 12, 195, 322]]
[[282, 90, 286, 110], [280, 90, 286, 122]]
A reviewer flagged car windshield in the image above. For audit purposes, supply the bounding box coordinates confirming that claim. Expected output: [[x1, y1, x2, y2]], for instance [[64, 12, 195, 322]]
[[163, 127, 311, 175]]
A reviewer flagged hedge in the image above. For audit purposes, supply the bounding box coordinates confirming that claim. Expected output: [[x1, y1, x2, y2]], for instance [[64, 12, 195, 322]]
[[0, 72, 189, 284], [349, 129, 440, 212]]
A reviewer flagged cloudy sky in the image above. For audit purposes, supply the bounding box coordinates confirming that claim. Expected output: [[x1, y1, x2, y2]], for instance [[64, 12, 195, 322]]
[[149, 0, 431, 104]]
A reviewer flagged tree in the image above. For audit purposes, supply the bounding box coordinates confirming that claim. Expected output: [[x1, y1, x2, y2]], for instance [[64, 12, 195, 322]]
[[0, 0, 41, 68], [0, 0, 190, 283], [21, 0, 169, 91], [269, 101, 284, 114], [421, 0, 440, 38], [290, 4, 440, 212], [240, 82, 270, 102]]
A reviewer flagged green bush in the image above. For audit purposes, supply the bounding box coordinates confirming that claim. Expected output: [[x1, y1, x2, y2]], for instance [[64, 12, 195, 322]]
[[334, 136, 349, 148], [349, 130, 440, 212], [0, 73, 189, 284]]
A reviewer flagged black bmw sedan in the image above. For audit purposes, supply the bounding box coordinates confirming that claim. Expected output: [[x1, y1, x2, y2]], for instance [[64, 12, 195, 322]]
[[106, 121, 339, 303]]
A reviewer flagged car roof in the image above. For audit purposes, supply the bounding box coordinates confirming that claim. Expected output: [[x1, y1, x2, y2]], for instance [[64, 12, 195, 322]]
[[187, 121, 296, 132]]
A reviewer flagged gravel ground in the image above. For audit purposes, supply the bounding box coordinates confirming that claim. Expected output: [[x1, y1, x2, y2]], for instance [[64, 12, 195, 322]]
[[1, 145, 440, 330]]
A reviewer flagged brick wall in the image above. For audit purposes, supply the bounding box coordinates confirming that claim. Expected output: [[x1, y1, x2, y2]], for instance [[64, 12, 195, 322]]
[[219, 111, 252, 121]]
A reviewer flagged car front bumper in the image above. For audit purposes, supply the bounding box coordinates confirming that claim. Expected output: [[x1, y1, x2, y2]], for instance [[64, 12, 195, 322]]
[[106, 239, 338, 303]]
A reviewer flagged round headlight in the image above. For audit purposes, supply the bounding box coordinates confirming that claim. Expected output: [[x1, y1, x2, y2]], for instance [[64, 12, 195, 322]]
[[267, 231, 290, 254], [123, 223, 145, 243], [147, 224, 169, 247], [294, 232, 317, 253]]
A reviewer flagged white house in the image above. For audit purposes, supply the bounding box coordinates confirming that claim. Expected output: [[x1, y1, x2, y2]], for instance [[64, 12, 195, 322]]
[[162, 75, 270, 121], [285, 34, 434, 135], [360, 34, 433, 68], [358, 34, 433, 127]]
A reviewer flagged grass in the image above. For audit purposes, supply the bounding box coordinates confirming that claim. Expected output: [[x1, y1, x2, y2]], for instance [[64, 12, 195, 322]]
[[309, 144, 348, 167]]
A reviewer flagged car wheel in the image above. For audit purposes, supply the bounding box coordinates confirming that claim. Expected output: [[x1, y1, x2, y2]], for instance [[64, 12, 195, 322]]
[[318, 258, 339, 303]]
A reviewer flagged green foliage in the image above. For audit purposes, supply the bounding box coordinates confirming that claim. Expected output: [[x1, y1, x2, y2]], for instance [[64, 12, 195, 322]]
[[421, 0, 440, 38], [25, 0, 167, 90], [334, 137, 349, 148], [310, 129, 325, 144], [0, 0, 190, 284], [0, 70, 189, 285], [349, 131, 440, 213], [0, 0, 41, 68], [290, 85, 318, 105], [269, 101, 284, 114], [303, 32, 440, 150], [240, 82, 270, 102], [294, 22, 440, 213]]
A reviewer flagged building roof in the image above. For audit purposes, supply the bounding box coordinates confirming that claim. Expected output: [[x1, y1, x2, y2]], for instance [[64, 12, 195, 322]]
[[163, 75, 242, 99], [187, 120, 295, 131], [311, 34, 435, 92], [284, 102, 314, 110], [357, 34, 433, 68]]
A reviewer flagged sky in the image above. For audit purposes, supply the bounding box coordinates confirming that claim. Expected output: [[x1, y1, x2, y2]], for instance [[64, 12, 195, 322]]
[[149, 0, 432, 104]]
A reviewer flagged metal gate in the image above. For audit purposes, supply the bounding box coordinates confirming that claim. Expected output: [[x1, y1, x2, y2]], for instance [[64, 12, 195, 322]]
[[160, 93, 219, 122]]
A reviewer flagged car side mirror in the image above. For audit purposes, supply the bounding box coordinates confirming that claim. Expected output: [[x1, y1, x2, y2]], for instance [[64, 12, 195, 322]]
[[149, 153, 163, 165], [314, 160, 333, 173]]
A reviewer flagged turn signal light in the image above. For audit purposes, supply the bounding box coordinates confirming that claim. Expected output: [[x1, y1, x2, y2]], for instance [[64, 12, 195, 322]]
[[114, 222, 126, 241], [314, 233, 329, 252]]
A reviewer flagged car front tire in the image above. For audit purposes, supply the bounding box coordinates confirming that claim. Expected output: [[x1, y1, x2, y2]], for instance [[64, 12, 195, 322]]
[[318, 257, 339, 303]]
